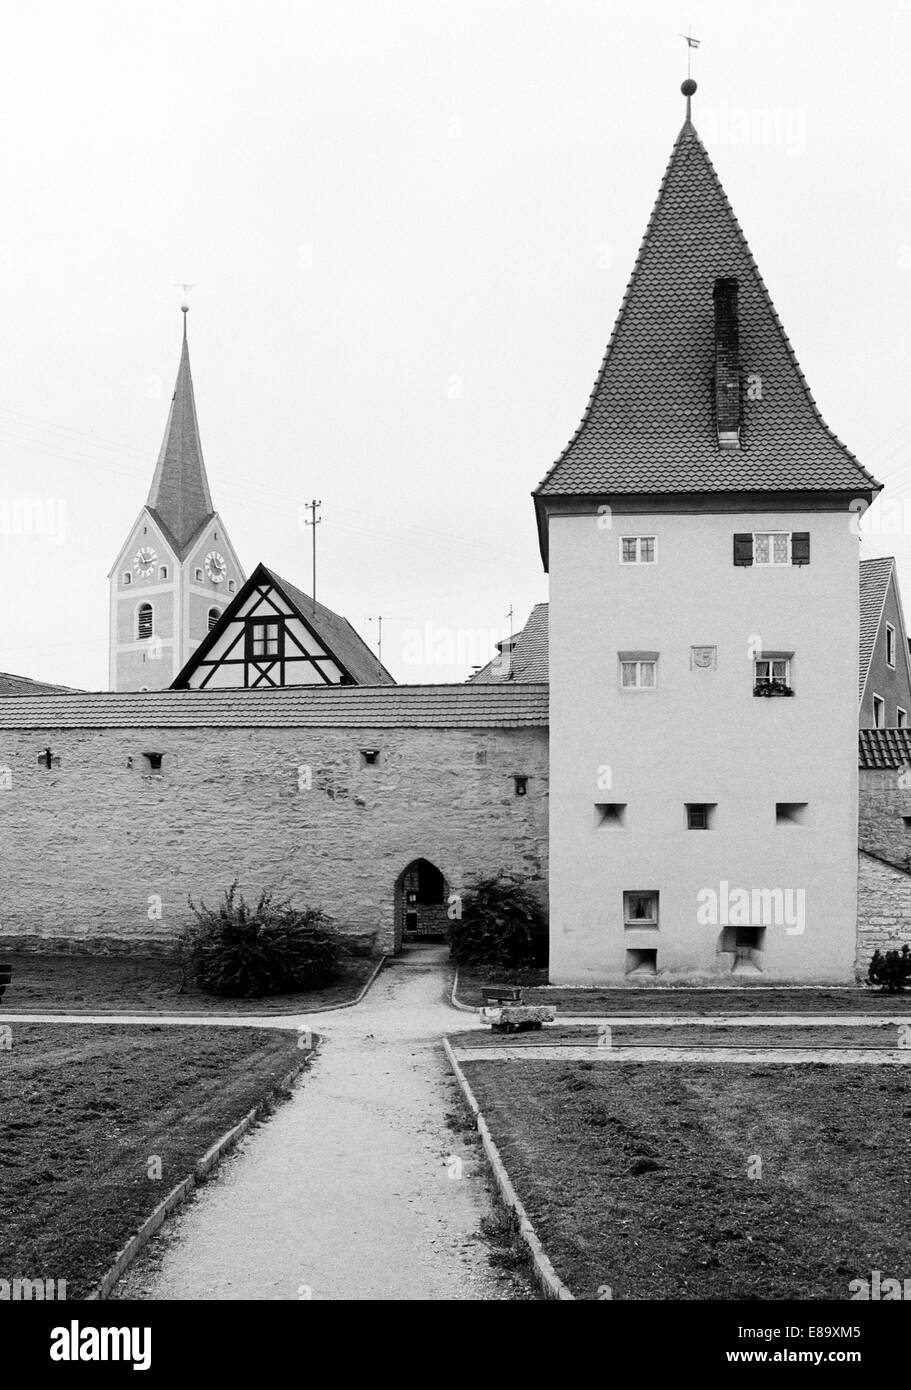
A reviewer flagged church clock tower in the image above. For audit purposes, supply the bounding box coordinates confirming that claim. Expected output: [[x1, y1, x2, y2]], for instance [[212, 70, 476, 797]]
[[108, 310, 245, 691]]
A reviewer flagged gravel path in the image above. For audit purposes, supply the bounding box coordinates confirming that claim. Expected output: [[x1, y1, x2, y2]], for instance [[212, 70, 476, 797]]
[[114, 945, 519, 1302]]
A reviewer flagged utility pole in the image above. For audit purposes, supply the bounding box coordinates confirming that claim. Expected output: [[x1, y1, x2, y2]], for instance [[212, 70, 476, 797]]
[[368, 615, 383, 664], [304, 499, 321, 613]]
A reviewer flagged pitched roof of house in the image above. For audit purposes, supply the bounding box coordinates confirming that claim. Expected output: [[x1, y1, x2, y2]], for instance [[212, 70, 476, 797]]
[[146, 316, 215, 555], [0, 683, 548, 730], [534, 118, 880, 516], [858, 727, 911, 769], [261, 567, 395, 686], [469, 603, 549, 683], [859, 556, 896, 700], [0, 672, 80, 696], [171, 562, 395, 687]]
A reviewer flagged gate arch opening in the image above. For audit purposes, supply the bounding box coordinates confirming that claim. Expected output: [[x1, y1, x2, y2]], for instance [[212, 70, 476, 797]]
[[394, 859, 449, 951]]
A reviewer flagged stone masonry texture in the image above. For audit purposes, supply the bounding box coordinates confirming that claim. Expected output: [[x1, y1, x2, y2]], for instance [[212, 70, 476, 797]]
[[0, 725, 547, 955]]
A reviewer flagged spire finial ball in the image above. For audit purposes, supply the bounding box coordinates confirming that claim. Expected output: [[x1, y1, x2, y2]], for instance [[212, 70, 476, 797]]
[[681, 78, 697, 97]]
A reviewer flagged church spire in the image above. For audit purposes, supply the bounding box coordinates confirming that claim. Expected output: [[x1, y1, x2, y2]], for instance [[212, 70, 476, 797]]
[[146, 311, 214, 553]]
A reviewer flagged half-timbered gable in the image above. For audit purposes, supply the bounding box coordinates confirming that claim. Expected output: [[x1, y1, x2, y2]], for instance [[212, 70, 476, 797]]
[[172, 562, 394, 689]]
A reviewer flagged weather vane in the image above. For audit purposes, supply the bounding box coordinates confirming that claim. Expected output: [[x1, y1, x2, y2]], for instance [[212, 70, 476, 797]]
[[174, 282, 197, 315]]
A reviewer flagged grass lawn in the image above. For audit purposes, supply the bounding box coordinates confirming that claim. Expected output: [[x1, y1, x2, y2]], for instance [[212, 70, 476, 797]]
[[458, 1059, 911, 1299], [0, 952, 377, 1015], [0, 1023, 305, 1296], [454, 965, 903, 1014], [450, 1022, 907, 1049]]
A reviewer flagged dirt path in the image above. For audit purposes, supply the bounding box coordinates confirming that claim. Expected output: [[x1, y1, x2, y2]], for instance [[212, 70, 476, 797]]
[[114, 945, 520, 1301]]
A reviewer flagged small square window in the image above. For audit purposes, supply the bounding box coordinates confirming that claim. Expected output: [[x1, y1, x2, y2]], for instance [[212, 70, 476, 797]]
[[887, 625, 896, 669], [776, 802, 808, 826], [623, 891, 658, 927], [514, 775, 528, 797], [754, 655, 792, 695], [596, 802, 627, 828], [686, 803, 715, 829], [360, 749, 379, 766], [754, 531, 790, 566], [143, 752, 164, 772], [619, 535, 657, 565], [619, 656, 658, 689]]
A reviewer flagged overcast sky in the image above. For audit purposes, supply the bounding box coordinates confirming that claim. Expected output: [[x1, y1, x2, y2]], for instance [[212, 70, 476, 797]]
[[1, 0, 909, 689]]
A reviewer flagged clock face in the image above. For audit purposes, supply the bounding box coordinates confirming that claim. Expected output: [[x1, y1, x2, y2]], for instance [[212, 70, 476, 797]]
[[133, 546, 156, 576], [205, 550, 226, 583]]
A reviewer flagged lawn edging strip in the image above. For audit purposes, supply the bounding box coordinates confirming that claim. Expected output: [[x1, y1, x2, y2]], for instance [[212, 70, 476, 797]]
[[87, 1047, 316, 1300], [442, 1036, 573, 1301], [450, 968, 476, 1014]]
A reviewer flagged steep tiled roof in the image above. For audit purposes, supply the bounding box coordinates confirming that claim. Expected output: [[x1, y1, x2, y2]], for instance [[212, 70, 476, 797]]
[[146, 320, 215, 553], [0, 672, 80, 696], [262, 568, 395, 687], [0, 683, 548, 730], [858, 556, 896, 701], [859, 727, 911, 769], [469, 603, 549, 683], [535, 120, 880, 504]]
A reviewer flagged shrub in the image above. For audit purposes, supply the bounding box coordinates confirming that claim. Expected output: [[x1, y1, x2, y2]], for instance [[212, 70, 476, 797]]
[[447, 874, 547, 969], [868, 945, 911, 994], [183, 882, 343, 998]]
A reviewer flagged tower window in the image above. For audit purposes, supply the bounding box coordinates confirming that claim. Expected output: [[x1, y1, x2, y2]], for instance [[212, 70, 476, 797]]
[[514, 775, 528, 796], [360, 749, 380, 767], [623, 891, 659, 927], [619, 535, 657, 564], [137, 603, 154, 640], [899, 707, 908, 729], [873, 694, 885, 728], [228, 579, 236, 594], [619, 653, 658, 689], [159, 565, 168, 581], [887, 624, 896, 669], [207, 607, 221, 632], [194, 567, 203, 582], [122, 571, 132, 586]]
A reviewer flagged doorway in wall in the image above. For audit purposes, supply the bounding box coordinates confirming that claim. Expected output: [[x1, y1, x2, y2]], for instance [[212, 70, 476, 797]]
[[394, 859, 448, 949]]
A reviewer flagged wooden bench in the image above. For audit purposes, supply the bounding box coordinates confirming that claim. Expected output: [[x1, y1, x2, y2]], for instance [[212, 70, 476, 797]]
[[481, 986, 523, 1006], [0, 961, 11, 1004]]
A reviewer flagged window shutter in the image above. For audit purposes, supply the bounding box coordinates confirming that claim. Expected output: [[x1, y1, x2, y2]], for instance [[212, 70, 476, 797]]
[[733, 533, 753, 566], [791, 532, 810, 566]]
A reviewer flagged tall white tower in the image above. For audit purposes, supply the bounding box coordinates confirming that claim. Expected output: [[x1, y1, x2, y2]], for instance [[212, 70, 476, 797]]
[[108, 311, 245, 691]]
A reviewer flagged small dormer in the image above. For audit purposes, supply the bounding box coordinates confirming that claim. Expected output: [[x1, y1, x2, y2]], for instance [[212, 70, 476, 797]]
[[713, 276, 741, 451]]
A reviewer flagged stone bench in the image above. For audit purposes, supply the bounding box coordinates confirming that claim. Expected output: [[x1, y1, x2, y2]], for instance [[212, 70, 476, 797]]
[[479, 1004, 556, 1033]]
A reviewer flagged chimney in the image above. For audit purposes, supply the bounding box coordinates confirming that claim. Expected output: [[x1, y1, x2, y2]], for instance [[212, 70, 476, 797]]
[[713, 276, 741, 450]]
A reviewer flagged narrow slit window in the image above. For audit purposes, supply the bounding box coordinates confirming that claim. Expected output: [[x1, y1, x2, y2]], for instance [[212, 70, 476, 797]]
[[514, 775, 528, 797], [887, 624, 896, 669], [873, 694, 885, 728]]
